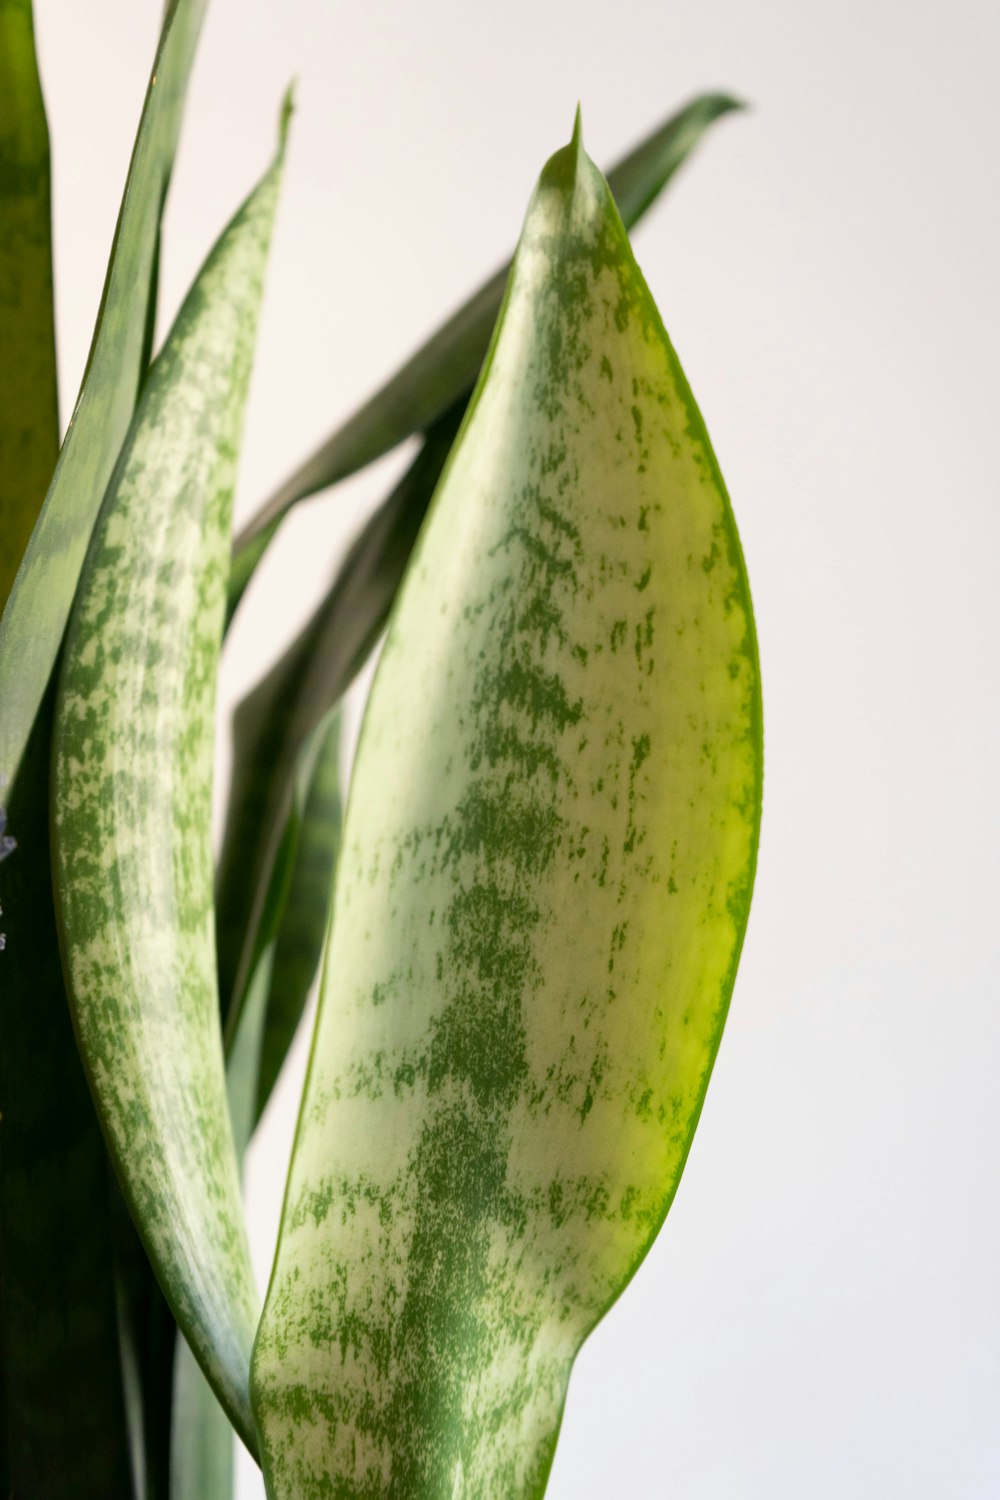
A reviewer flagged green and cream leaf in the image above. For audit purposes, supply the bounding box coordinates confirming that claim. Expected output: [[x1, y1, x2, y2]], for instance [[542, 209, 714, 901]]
[[51, 103, 291, 1456], [252, 119, 761, 1499]]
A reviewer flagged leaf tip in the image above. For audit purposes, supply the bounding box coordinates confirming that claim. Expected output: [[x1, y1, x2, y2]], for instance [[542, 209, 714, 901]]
[[278, 81, 296, 154], [539, 105, 597, 201]]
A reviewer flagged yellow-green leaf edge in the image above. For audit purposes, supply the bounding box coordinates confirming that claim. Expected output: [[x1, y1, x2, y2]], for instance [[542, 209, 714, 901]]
[[252, 118, 761, 1499]]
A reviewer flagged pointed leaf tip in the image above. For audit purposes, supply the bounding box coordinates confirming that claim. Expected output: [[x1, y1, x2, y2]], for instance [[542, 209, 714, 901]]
[[278, 82, 295, 152], [572, 103, 584, 153]]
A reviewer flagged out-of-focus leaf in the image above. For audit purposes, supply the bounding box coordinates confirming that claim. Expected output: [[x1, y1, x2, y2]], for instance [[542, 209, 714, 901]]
[[252, 708, 343, 1122], [216, 408, 461, 1039], [252, 118, 761, 1500], [0, 0, 207, 790], [51, 103, 290, 1456], [0, 719, 135, 1500], [169, 1342, 234, 1500], [0, 0, 58, 611], [227, 92, 742, 613], [225, 706, 342, 1147]]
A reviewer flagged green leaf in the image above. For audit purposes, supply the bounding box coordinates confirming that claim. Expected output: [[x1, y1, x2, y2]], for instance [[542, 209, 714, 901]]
[[252, 118, 761, 1499], [170, 708, 342, 1500], [0, 0, 59, 612], [226, 92, 742, 614], [225, 707, 343, 1154], [218, 95, 739, 1080], [217, 408, 461, 1042], [51, 102, 290, 1456], [0, 0, 208, 790], [169, 1342, 234, 1500], [252, 708, 343, 1123], [0, 718, 136, 1500]]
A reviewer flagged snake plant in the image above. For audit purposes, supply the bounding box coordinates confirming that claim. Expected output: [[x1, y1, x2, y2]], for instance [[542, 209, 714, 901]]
[[0, 3, 760, 1498]]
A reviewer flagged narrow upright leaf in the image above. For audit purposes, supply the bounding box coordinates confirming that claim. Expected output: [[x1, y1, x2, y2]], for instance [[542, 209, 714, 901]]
[[52, 104, 291, 1455], [224, 707, 343, 1152], [0, 0, 58, 610], [251, 708, 343, 1125], [227, 93, 742, 612], [0, 719, 135, 1500], [0, 0, 207, 789], [252, 119, 761, 1499], [217, 409, 461, 1039]]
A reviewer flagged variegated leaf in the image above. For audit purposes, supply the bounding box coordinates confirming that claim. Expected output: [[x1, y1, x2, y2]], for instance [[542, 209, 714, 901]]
[[252, 117, 761, 1499], [51, 99, 291, 1456]]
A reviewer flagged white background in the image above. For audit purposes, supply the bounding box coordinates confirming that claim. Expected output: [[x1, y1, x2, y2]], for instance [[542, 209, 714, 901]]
[[35, 1, 1000, 1495]]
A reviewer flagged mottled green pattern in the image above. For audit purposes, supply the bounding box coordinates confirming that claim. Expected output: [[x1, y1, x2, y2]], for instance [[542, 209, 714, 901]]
[[0, 0, 59, 611], [228, 93, 741, 615], [51, 120, 288, 1454], [0, 0, 206, 788], [253, 128, 761, 1499]]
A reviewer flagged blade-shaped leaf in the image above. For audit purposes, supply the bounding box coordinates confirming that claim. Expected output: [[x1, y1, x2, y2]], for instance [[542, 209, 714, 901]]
[[171, 709, 342, 1500], [252, 119, 761, 1499], [217, 408, 461, 1040], [169, 1342, 235, 1500], [225, 707, 343, 1151], [0, 0, 59, 611], [0, 0, 207, 790], [252, 707, 343, 1123], [227, 92, 742, 613], [51, 104, 291, 1455], [0, 719, 135, 1500]]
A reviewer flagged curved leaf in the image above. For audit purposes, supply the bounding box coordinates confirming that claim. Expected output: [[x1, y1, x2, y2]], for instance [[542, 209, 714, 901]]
[[0, 0, 207, 789], [227, 92, 742, 613], [0, 0, 58, 611], [51, 104, 290, 1455], [252, 119, 761, 1499]]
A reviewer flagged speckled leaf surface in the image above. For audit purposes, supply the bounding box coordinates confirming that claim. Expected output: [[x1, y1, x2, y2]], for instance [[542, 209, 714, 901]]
[[227, 93, 742, 614], [0, 0, 59, 611], [51, 112, 289, 1456], [252, 123, 761, 1499], [0, 0, 206, 789]]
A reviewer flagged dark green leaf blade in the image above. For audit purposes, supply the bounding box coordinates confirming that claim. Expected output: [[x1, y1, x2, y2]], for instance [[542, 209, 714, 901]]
[[0, 0, 208, 789], [252, 120, 761, 1499], [0, 720, 136, 1500], [227, 92, 742, 614], [51, 107, 290, 1455], [0, 0, 59, 611], [253, 707, 342, 1123], [217, 409, 461, 1040], [224, 706, 342, 1152]]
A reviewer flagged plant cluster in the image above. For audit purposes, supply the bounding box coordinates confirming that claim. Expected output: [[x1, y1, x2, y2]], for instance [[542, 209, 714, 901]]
[[0, 2, 760, 1497]]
